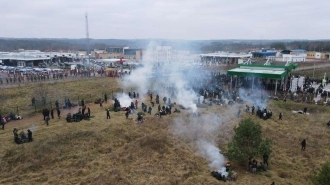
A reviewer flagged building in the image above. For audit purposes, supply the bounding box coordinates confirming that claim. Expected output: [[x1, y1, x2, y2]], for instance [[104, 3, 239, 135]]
[[105, 47, 125, 54], [251, 49, 277, 58], [282, 53, 307, 62], [153, 46, 172, 62], [321, 52, 330, 60], [200, 52, 252, 64], [123, 49, 143, 61], [307, 51, 330, 60], [172, 50, 190, 62], [0, 50, 77, 67], [307, 52, 322, 59]]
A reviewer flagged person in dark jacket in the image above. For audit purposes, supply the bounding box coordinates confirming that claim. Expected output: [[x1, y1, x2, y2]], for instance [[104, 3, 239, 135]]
[[57, 108, 61, 119], [104, 93, 108, 103], [301, 139, 306, 151], [27, 129, 33, 142], [107, 109, 110, 119], [88, 107, 91, 117], [51, 109, 54, 119]]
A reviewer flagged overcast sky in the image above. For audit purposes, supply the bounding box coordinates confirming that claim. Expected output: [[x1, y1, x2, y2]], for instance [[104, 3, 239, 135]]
[[0, 0, 329, 40]]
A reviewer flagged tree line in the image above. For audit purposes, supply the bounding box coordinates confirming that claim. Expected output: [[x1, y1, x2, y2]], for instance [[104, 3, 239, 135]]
[[1, 38, 330, 52]]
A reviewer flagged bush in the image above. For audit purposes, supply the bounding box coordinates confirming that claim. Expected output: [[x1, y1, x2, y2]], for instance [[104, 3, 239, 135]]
[[312, 162, 330, 185], [226, 118, 272, 164]]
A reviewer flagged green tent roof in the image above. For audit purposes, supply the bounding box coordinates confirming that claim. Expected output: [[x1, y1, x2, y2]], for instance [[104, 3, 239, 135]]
[[227, 68, 286, 79], [238, 63, 297, 72]]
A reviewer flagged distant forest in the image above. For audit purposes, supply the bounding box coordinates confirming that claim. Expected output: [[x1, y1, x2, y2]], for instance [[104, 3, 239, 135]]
[[0, 38, 329, 53]]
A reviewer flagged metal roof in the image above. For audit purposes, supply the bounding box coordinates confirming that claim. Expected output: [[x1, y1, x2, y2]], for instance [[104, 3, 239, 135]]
[[238, 63, 297, 71], [0, 51, 77, 61], [200, 53, 252, 58], [227, 67, 286, 79]]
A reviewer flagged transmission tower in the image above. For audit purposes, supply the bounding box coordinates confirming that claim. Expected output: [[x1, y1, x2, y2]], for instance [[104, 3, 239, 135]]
[[85, 12, 90, 56]]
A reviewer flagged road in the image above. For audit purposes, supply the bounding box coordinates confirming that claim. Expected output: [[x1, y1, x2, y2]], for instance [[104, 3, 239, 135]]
[[296, 63, 330, 71]]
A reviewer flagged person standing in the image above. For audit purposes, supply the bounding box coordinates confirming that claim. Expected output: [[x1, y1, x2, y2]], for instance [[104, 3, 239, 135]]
[[27, 129, 33, 142], [45, 116, 50, 126], [148, 107, 152, 115], [81, 99, 85, 107], [125, 109, 129, 119], [279, 113, 282, 120], [106, 109, 110, 119], [237, 109, 241, 118], [51, 109, 54, 119], [135, 99, 138, 109], [263, 153, 269, 166], [87, 107, 91, 117], [104, 93, 108, 103], [303, 107, 307, 114], [57, 108, 61, 119], [82, 106, 86, 115], [301, 139, 306, 151]]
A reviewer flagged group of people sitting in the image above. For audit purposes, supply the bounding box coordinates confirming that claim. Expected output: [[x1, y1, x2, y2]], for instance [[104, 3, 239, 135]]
[[66, 108, 90, 122], [211, 162, 237, 182], [248, 155, 268, 173], [155, 104, 173, 117], [13, 128, 33, 144], [256, 108, 273, 120]]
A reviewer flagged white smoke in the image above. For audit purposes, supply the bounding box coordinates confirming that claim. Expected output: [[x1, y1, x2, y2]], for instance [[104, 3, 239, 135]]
[[120, 42, 198, 111], [115, 93, 132, 107], [238, 88, 268, 109], [171, 113, 226, 170], [29, 123, 37, 133], [118, 41, 228, 171], [197, 140, 225, 170]]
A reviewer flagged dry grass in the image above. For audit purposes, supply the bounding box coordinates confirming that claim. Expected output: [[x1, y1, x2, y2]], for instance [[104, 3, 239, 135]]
[[0, 78, 330, 184], [0, 77, 123, 116]]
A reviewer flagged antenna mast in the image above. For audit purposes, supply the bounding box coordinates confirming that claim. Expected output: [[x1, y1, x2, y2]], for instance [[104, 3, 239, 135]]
[[85, 12, 90, 55]]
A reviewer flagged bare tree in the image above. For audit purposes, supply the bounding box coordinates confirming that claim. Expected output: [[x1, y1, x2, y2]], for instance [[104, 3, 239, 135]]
[[33, 83, 49, 106]]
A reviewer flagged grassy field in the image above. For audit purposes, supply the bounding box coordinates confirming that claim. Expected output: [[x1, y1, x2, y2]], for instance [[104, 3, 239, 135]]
[[0, 77, 124, 116], [0, 78, 329, 184]]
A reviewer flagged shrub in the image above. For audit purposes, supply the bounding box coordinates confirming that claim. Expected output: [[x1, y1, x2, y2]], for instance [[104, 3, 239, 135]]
[[226, 118, 272, 164], [312, 162, 330, 185]]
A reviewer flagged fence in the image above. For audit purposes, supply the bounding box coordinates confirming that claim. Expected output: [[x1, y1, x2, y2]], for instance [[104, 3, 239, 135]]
[[0, 72, 107, 88]]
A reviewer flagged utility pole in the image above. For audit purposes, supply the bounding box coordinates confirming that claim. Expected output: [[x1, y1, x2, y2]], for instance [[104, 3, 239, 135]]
[[85, 12, 90, 67]]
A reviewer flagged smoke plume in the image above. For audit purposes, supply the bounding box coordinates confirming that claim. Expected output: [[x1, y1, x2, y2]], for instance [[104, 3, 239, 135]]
[[118, 42, 227, 171]]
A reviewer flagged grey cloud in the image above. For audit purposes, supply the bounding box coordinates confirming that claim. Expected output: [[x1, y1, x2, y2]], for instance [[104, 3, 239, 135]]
[[0, 0, 329, 39]]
